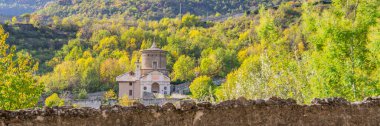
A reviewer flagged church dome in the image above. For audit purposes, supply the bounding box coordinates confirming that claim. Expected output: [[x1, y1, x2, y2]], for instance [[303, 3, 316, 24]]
[[140, 42, 167, 75]]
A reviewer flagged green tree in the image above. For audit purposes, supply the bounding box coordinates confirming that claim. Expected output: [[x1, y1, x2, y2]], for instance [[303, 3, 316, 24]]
[[52, 16, 61, 28], [0, 26, 43, 110], [181, 13, 200, 27], [302, 0, 380, 101], [171, 55, 196, 81], [189, 76, 215, 101]]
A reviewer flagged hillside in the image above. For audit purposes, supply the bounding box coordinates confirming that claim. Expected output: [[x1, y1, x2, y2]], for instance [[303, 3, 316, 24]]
[[2, 23, 76, 73], [34, 0, 294, 20], [0, 0, 379, 112], [0, 0, 53, 16]]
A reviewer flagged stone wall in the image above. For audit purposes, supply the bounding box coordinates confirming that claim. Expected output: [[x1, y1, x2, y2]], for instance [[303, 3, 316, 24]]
[[1, 97, 379, 126]]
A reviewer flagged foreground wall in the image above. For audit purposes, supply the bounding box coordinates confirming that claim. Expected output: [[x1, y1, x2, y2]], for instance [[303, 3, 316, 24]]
[[1, 97, 379, 126]]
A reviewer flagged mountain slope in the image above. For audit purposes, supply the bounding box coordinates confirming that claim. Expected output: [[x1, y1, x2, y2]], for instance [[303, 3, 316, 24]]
[[35, 0, 294, 20], [0, 0, 53, 16]]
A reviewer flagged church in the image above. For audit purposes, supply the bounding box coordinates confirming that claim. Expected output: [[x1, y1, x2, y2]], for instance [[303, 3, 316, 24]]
[[116, 42, 171, 99]]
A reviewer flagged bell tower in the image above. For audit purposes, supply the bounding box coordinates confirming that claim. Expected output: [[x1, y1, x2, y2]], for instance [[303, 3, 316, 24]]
[[140, 42, 167, 75]]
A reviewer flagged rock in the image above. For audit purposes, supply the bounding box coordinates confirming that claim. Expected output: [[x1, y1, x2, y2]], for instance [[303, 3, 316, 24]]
[[146, 105, 160, 110], [60, 106, 74, 110], [196, 102, 212, 109], [255, 99, 265, 105], [180, 100, 196, 111], [216, 100, 232, 108], [266, 97, 285, 105], [112, 105, 122, 110], [248, 99, 256, 105], [311, 98, 324, 105], [100, 105, 112, 110], [132, 102, 146, 109], [237, 97, 250, 106], [162, 103, 176, 111], [364, 96, 380, 101], [363, 96, 380, 104], [42, 106, 54, 116], [311, 97, 349, 105]]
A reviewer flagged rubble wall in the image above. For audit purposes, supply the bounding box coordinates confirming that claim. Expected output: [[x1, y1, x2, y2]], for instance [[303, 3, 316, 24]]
[[1, 97, 380, 126]]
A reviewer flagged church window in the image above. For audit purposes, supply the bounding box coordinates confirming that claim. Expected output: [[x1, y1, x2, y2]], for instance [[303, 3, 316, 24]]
[[153, 61, 157, 69], [164, 87, 167, 90], [129, 82, 133, 86], [144, 87, 147, 90], [129, 90, 133, 96], [164, 91, 167, 95]]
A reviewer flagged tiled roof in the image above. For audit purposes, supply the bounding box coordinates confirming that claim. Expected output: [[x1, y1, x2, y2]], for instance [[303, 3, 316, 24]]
[[116, 71, 137, 82]]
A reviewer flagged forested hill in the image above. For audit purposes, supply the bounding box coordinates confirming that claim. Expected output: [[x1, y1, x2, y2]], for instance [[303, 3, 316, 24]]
[[34, 0, 294, 20], [0, 0, 378, 111], [0, 0, 53, 16]]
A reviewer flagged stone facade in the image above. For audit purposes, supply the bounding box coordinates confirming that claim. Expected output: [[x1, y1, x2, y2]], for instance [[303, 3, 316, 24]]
[[1, 97, 380, 126], [116, 42, 171, 99]]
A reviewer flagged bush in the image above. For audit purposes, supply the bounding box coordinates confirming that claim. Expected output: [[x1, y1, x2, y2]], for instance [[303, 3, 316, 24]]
[[45, 93, 64, 107], [118, 95, 133, 106], [104, 89, 116, 100], [189, 76, 215, 101], [77, 89, 88, 99]]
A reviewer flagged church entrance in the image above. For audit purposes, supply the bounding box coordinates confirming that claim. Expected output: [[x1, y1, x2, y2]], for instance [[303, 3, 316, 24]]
[[151, 83, 159, 93]]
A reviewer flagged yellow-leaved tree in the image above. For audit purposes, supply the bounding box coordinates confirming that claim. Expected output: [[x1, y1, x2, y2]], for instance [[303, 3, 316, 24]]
[[0, 26, 43, 110]]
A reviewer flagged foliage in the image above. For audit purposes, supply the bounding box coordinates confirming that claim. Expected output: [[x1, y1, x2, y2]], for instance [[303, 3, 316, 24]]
[[216, 0, 380, 103], [118, 95, 133, 107], [2, 0, 379, 105], [77, 89, 88, 99], [0, 26, 43, 110], [45, 93, 64, 107], [104, 89, 117, 100], [3, 23, 76, 73], [34, 0, 286, 20], [189, 76, 215, 101], [171, 55, 195, 81]]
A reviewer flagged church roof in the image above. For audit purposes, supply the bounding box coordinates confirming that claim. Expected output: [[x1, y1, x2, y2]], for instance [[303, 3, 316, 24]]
[[140, 70, 170, 79], [116, 71, 137, 82], [142, 42, 166, 52]]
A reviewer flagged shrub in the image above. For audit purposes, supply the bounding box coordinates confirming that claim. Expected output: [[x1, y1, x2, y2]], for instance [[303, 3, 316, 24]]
[[77, 89, 88, 99], [118, 95, 133, 106], [45, 93, 64, 107], [104, 89, 116, 100], [189, 76, 215, 101]]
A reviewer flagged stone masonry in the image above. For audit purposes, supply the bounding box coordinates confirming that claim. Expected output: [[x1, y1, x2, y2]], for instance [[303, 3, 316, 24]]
[[1, 96, 380, 126]]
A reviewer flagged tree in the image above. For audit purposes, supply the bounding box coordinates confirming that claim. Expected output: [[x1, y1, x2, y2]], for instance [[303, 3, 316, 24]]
[[94, 36, 119, 52], [199, 57, 219, 76], [0, 26, 43, 110], [90, 30, 111, 46], [100, 58, 124, 88], [171, 55, 195, 81], [52, 16, 61, 29], [42, 61, 79, 91], [189, 76, 215, 101], [181, 13, 200, 27], [302, 0, 380, 101]]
